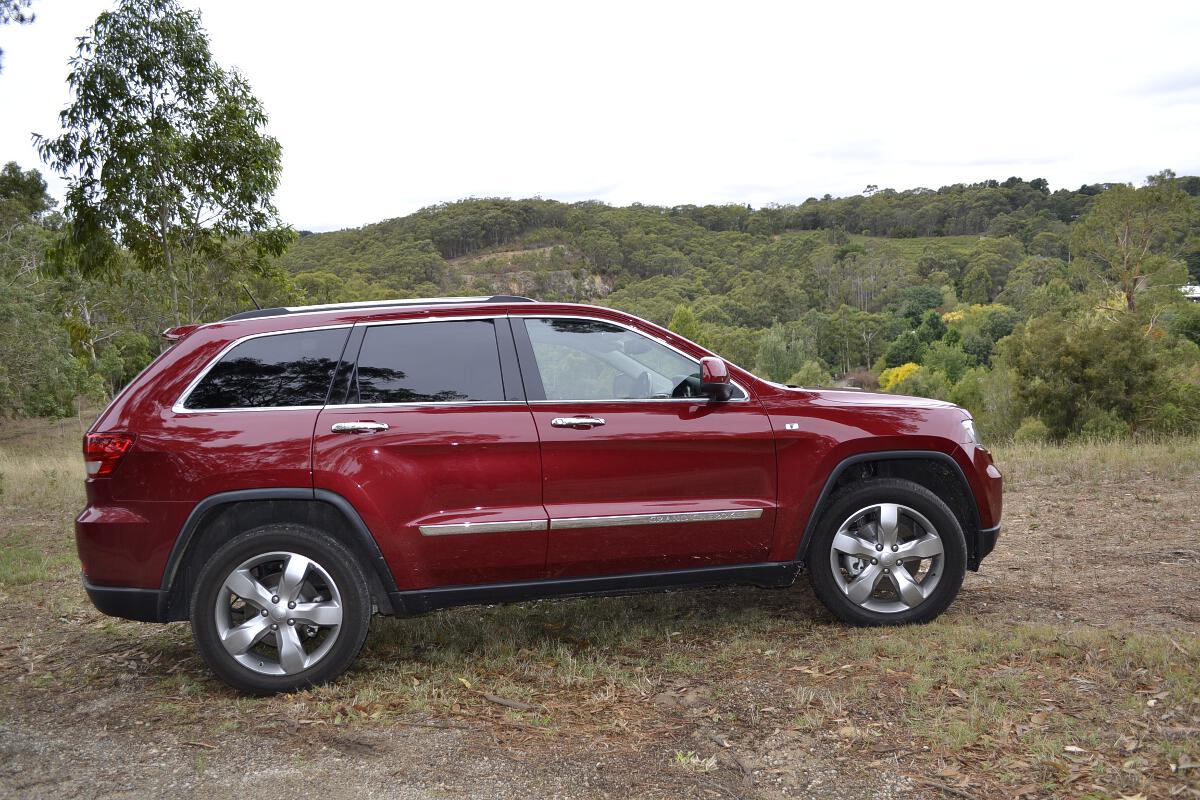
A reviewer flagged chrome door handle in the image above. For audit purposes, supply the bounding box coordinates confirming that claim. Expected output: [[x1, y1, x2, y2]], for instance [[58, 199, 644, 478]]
[[550, 416, 606, 429], [331, 421, 389, 433]]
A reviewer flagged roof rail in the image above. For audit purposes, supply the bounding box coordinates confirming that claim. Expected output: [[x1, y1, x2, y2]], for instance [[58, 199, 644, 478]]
[[223, 295, 537, 322]]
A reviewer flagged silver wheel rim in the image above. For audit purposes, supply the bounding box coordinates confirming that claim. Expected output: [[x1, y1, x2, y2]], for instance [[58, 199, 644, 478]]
[[829, 503, 944, 614], [214, 551, 344, 676]]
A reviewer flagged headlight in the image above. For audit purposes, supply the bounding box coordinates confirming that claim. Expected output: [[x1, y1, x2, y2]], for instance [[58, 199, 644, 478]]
[[961, 418, 979, 445]]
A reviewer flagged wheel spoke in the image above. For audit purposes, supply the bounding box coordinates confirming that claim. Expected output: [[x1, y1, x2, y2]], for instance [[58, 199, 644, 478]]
[[845, 562, 883, 604], [276, 624, 308, 674], [876, 503, 900, 548], [222, 568, 275, 611], [220, 616, 271, 656], [897, 533, 943, 560], [276, 554, 312, 603], [291, 600, 342, 628], [889, 564, 926, 607], [832, 530, 877, 560]]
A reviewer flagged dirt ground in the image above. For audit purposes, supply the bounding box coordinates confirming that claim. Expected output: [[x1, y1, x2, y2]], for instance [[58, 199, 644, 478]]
[[1, 426, 1198, 799]]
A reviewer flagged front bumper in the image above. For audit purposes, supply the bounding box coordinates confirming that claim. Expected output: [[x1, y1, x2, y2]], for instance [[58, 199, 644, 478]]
[[966, 523, 1001, 571], [83, 576, 166, 622]]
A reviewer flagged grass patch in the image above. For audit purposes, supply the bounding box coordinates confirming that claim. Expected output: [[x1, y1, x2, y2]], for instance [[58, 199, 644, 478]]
[[992, 435, 1200, 485]]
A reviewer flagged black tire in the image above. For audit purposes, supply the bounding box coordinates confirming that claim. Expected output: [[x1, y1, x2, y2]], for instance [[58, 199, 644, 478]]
[[807, 478, 966, 626], [190, 524, 371, 695]]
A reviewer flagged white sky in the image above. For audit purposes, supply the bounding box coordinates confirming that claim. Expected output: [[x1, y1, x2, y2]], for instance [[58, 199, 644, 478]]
[[2, 1, 1199, 232]]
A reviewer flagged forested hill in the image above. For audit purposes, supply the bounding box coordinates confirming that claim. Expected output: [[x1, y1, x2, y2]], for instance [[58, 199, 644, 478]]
[[4, 168, 1200, 443], [275, 175, 1200, 442]]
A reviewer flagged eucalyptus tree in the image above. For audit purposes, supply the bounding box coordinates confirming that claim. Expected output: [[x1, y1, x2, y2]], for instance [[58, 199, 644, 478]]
[[36, 0, 292, 324], [1071, 171, 1196, 312]]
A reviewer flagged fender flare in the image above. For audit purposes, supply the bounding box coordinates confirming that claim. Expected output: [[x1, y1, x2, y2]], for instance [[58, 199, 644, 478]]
[[797, 449, 982, 561], [159, 487, 398, 619]]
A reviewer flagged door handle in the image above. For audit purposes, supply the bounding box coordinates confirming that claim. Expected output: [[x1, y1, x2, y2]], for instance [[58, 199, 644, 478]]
[[550, 416, 606, 429], [331, 421, 389, 433]]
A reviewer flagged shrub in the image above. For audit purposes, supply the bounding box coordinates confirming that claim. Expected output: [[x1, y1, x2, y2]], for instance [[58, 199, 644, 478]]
[[1014, 417, 1050, 444], [880, 362, 921, 392], [1079, 409, 1130, 440]]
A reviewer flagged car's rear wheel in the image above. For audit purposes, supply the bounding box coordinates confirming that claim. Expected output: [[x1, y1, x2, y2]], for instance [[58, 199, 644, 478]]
[[190, 524, 371, 694], [807, 478, 966, 626]]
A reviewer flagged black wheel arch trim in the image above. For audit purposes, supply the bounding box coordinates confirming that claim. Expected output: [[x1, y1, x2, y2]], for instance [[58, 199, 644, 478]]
[[159, 487, 398, 620], [797, 449, 990, 570]]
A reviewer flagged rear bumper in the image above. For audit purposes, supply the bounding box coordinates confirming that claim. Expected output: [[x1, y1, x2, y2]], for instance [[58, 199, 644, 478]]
[[83, 576, 166, 622], [966, 523, 1001, 571]]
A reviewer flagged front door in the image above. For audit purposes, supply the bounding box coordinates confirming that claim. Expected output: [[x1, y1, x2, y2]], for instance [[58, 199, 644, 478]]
[[314, 317, 546, 590], [513, 316, 778, 578]]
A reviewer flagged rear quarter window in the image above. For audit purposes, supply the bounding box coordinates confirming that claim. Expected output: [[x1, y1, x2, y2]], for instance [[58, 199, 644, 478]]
[[183, 328, 350, 410]]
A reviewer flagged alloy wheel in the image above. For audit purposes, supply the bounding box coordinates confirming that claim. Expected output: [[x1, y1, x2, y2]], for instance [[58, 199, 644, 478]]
[[214, 551, 344, 676], [828, 502, 945, 614]]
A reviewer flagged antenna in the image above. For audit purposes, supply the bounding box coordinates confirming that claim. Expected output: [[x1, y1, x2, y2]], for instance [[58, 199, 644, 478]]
[[241, 284, 262, 310]]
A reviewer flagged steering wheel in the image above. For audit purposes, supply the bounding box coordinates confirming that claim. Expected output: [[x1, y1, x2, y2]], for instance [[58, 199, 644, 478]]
[[671, 374, 702, 398]]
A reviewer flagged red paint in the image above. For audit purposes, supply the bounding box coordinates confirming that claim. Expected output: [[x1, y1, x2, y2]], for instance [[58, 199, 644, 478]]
[[532, 399, 776, 576], [313, 404, 546, 588], [76, 299, 1003, 600]]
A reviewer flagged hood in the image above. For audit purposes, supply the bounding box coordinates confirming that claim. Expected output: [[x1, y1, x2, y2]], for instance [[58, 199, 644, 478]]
[[776, 385, 961, 412]]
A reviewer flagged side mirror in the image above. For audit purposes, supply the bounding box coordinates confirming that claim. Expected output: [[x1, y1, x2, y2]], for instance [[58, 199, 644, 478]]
[[699, 357, 733, 401]]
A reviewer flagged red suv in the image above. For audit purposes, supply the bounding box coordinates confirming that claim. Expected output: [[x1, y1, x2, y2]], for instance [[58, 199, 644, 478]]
[[77, 296, 1002, 693]]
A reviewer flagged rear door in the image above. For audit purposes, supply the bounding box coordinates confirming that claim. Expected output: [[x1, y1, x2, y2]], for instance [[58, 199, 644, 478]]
[[313, 316, 546, 590], [513, 316, 778, 578]]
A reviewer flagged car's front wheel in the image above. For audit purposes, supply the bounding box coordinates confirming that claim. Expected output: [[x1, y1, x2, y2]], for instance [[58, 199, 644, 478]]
[[190, 524, 371, 694], [807, 478, 966, 626]]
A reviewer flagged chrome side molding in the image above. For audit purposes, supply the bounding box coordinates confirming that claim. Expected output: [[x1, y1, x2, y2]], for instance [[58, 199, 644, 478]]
[[550, 508, 764, 530], [416, 508, 765, 536], [419, 519, 549, 536]]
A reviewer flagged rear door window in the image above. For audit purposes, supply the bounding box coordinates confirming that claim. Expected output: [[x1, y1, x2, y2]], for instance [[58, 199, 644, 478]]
[[353, 320, 505, 404], [184, 328, 349, 410]]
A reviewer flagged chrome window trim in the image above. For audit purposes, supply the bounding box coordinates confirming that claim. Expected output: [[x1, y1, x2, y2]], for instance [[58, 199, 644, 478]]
[[418, 519, 549, 536], [172, 312, 755, 414], [171, 324, 354, 414], [328, 401, 527, 410], [549, 508, 764, 531], [514, 314, 751, 403]]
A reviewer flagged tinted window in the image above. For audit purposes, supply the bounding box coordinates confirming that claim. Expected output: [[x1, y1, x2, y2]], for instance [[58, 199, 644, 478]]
[[354, 320, 504, 404], [524, 318, 712, 401], [185, 328, 349, 410]]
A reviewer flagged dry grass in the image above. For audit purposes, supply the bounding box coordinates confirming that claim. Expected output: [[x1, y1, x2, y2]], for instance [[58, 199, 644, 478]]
[[992, 435, 1200, 486]]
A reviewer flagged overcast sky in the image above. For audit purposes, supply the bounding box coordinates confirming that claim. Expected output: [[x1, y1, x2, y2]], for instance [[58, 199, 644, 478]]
[[2, 1, 1199, 232]]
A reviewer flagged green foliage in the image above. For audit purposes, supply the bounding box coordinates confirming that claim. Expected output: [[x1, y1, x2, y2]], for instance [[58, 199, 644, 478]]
[[786, 360, 832, 388], [1000, 312, 1190, 439], [1013, 417, 1050, 444], [915, 309, 947, 343], [961, 265, 993, 304], [667, 305, 703, 344], [922, 341, 976, 383], [884, 331, 925, 368], [754, 324, 813, 382]]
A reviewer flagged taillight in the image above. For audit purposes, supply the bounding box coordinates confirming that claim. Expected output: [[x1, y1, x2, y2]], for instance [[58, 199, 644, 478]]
[[84, 433, 136, 477]]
